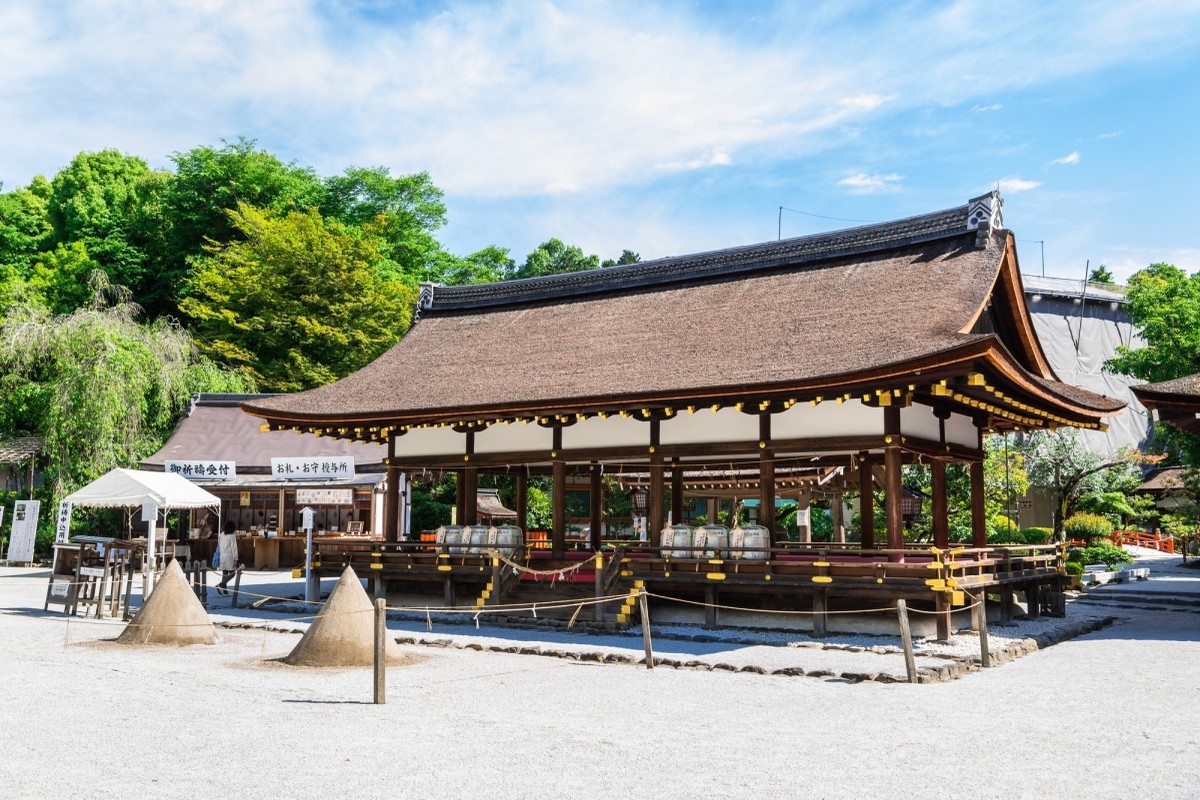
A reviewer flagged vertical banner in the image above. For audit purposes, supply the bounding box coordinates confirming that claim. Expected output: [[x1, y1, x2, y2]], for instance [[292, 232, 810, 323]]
[[8, 500, 41, 563], [55, 501, 73, 543]]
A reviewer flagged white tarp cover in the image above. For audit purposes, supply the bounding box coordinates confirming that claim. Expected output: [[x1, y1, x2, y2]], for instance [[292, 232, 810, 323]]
[[63, 468, 220, 510]]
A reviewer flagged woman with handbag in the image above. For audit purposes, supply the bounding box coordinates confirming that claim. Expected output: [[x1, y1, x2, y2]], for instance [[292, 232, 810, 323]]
[[215, 519, 240, 595]]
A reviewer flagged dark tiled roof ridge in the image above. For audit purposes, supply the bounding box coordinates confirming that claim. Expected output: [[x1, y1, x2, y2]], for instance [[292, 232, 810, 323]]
[[428, 200, 977, 312]]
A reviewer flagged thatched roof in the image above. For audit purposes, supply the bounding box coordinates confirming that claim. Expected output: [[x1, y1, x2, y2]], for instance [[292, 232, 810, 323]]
[[0, 437, 42, 464], [1132, 374, 1200, 436], [242, 193, 1122, 437]]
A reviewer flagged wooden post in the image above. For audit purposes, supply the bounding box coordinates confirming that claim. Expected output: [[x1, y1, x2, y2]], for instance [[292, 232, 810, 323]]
[[884, 407, 903, 554], [972, 591, 991, 667], [230, 566, 243, 609], [760, 412, 775, 542], [704, 585, 717, 629], [649, 455, 665, 540], [1027, 583, 1041, 619], [831, 492, 845, 544], [896, 599, 918, 683], [813, 589, 828, 638], [857, 452, 875, 550], [589, 462, 603, 551], [455, 469, 467, 527], [516, 472, 528, 532], [934, 589, 951, 642], [551, 459, 566, 558], [462, 466, 478, 526], [443, 575, 455, 607], [931, 458, 949, 549], [383, 455, 400, 543], [671, 459, 684, 526], [970, 459, 987, 548], [999, 584, 1014, 625], [594, 552, 604, 624], [374, 597, 386, 705], [639, 588, 654, 669], [490, 553, 502, 607], [795, 487, 812, 543]]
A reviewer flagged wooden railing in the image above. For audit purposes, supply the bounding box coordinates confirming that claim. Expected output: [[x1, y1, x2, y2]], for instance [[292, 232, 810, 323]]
[[1113, 529, 1175, 554]]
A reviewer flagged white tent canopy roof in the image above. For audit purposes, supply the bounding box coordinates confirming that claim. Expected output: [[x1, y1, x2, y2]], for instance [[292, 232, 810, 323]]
[[63, 468, 220, 510]]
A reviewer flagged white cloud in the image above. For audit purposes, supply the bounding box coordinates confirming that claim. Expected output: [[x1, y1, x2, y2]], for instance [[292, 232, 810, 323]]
[[998, 177, 1043, 194], [972, 103, 1003, 112], [839, 172, 903, 194], [1052, 151, 1081, 165]]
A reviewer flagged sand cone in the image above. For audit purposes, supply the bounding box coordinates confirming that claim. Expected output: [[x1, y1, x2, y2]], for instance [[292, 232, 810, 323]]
[[117, 558, 217, 645], [284, 566, 403, 667]]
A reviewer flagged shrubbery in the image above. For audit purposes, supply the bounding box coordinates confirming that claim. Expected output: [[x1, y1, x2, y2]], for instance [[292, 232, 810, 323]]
[[1063, 512, 1114, 544], [1019, 526, 1053, 545], [1067, 541, 1134, 570]]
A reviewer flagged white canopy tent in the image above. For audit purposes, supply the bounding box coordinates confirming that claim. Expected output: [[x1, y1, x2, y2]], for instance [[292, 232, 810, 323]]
[[63, 468, 220, 593]]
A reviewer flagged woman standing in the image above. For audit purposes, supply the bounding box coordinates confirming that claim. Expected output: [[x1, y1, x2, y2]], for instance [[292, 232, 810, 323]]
[[215, 519, 240, 594]]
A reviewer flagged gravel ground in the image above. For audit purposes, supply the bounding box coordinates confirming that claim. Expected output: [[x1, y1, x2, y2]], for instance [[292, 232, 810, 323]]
[[1, 547, 1196, 799]]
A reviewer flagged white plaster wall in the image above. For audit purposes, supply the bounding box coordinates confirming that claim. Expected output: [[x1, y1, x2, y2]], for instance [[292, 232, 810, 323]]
[[661, 407, 760, 445], [900, 404, 941, 442], [944, 412, 979, 448], [393, 426, 465, 458], [564, 415, 649, 449], [474, 421, 553, 454], [773, 399, 883, 439]]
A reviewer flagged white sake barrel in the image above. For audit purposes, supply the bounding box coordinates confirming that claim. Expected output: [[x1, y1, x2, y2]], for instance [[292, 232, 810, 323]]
[[443, 524, 465, 554], [739, 524, 770, 560], [700, 525, 729, 558], [494, 524, 524, 557], [668, 524, 694, 558]]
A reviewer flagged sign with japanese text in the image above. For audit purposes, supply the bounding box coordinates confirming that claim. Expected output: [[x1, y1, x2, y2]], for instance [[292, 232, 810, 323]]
[[295, 488, 354, 506], [55, 501, 72, 543], [270, 456, 355, 480], [165, 460, 236, 480], [8, 500, 41, 563]]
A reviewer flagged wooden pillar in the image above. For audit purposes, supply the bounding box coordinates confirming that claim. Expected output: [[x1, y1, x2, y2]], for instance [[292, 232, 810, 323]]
[[970, 459, 987, 548], [857, 452, 875, 550], [649, 420, 664, 538], [671, 459, 684, 525], [830, 493, 846, 544], [462, 467, 478, 526], [455, 470, 467, 526], [931, 458, 948, 550], [649, 457, 665, 540], [884, 407, 903, 553], [552, 458, 566, 558], [589, 462, 602, 551], [516, 472, 528, 532], [759, 412, 775, 543], [795, 487, 811, 543]]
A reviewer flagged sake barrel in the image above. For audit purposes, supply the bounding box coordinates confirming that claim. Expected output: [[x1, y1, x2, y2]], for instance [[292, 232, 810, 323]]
[[494, 524, 524, 557], [443, 525, 465, 554], [739, 524, 771, 560], [666, 524, 694, 558], [465, 525, 487, 554], [700, 524, 730, 558]]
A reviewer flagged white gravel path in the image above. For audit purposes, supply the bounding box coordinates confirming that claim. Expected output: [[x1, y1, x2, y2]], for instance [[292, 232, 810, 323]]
[[1, 548, 1196, 799]]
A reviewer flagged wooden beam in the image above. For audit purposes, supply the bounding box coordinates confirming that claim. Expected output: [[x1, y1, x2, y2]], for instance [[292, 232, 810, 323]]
[[384, 466, 400, 542], [671, 458, 684, 525], [649, 456, 665, 539], [455, 469, 467, 526]]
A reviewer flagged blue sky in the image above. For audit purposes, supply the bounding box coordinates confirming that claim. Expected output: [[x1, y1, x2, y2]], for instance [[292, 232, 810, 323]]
[[1, 0, 1197, 282]]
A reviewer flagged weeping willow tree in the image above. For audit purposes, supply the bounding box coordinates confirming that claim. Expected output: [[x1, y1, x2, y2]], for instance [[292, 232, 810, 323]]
[[0, 271, 249, 500]]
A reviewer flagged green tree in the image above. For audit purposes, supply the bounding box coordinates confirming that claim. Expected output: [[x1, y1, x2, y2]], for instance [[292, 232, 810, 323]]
[[0, 275, 247, 498], [163, 138, 325, 314], [0, 177, 53, 276], [1089, 265, 1114, 284], [46, 150, 165, 307], [1021, 428, 1148, 536], [29, 243, 100, 314], [601, 249, 642, 267], [512, 238, 600, 279], [1107, 263, 1200, 383], [180, 204, 416, 391]]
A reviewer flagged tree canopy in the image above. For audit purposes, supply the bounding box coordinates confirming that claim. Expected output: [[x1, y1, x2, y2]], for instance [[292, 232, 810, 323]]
[[180, 204, 416, 391]]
